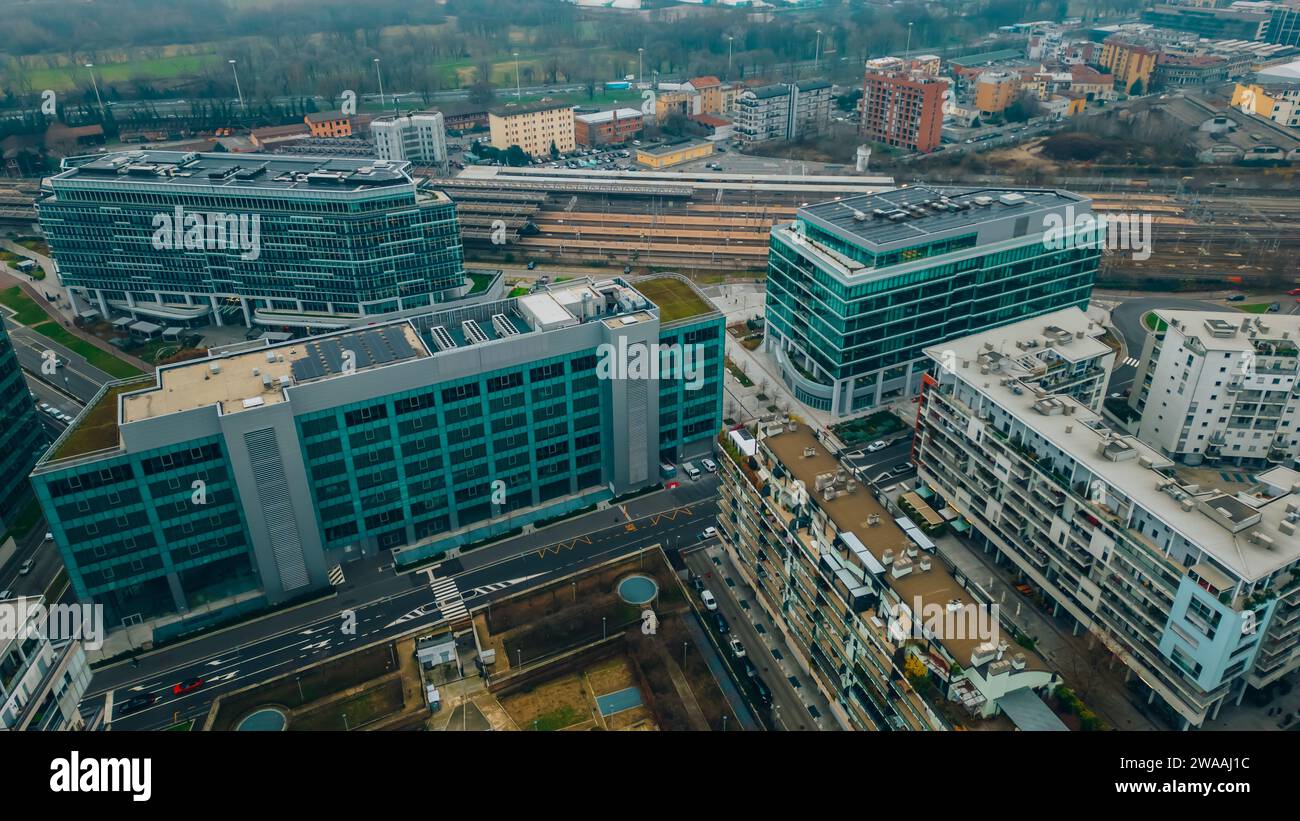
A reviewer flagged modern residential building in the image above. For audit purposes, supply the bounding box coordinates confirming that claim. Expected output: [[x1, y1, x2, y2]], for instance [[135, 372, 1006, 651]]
[[733, 81, 832, 144], [915, 308, 1300, 728], [765, 187, 1100, 417], [304, 111, 354, 138], [1266, 1, 1300, 46], [37, 150, 470, 330], [975, 70, 1021, 114], [0, 321, 49, 528], [1098, 38, 1161, 93], [489, 101, 576, 158], [30, 275, 722, 642], [860, 66, 947, 153], [574, 108, 644, 147], [635, 139, 713, 169], [1152, 54, 1232, 88], [371, 111, 448, 166], [0, 596, 94, 731], [1129, 311, 1300, 469], [717, 419, 1057, 731]]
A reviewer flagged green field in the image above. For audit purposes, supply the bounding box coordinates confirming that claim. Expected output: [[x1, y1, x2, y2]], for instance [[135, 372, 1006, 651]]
[[14, 53, 220, 93], [0, 286, 51, 325], [632, 277, 714, 324], [32, 322, 144, 379]]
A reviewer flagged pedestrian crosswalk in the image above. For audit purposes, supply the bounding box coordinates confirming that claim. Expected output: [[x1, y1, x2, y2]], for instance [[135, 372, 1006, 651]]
[[1121, 356, 1140, 368], [431, 576, 468, 621], [328, 564, 345, 587]]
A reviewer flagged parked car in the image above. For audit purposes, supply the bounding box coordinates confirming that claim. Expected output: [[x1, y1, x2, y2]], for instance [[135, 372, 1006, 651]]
[[754, 680, 772, 704], [701, 526, 718, 540], [692, 575, 705, 592], [701, 458, 717, 473], [865, 440, 887, 453], [0, 590, 12, 600], [728, 637, 746, 659], [715, 613, 729, 634], [744, 659, 758, 678], [891, 462, 913, 476], [701, 590, 717, 611]]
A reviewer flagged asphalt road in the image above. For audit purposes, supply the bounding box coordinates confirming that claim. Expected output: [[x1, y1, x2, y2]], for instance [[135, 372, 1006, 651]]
[[1106, 296, 1236, 395], [89, 476, 723, 730], [3, 316, 115, 404]]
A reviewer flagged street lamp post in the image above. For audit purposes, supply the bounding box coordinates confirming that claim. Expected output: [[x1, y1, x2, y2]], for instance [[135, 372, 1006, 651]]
[[638, 48, 644, 86], [373, 58, 386, 109], [727, 36, 735, 78], [602, 616, 607, 640], [513, 52, 522, 99], [815, 30, 823, 73], [84, 64, 105, 119], [228, 60, 245, 114], [905, 22, 914, 55], [296, 675, 304, 703], [342, 712, 349, 731]]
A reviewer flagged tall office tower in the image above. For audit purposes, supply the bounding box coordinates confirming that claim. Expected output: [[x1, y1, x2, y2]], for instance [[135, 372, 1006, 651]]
[[371, 111, 449, 166], [37, 151, 467, 330], [914, 308, 1300, 729], [1130, 311, 1300, 469], [765, 187, 1100, 417], [0, 320, 48, 528], [31, 276, 722, 643], [717, 419, 1056, 731]]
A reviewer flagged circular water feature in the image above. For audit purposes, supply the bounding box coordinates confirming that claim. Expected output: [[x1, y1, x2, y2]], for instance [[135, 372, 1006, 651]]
[[618, 574, 659, 605], [236, 707, 287, 731]]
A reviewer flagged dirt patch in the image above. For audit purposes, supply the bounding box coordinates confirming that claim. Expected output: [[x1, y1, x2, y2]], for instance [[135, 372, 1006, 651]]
[[500, 672, 595, 731]]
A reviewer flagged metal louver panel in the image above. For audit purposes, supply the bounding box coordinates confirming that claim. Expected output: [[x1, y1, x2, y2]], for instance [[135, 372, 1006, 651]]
[[243, 427, 310, 591]]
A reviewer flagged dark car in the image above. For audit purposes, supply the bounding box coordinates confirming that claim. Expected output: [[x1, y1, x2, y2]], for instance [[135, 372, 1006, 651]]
[[891, 462, 913, 475], [1226, 294, 1246, 302], [754, 680, 772, 705], [172, 677, 205, 696], [119, 693, 156, 715], [715, 613, 729, 634], [744, 659, 759, 678]]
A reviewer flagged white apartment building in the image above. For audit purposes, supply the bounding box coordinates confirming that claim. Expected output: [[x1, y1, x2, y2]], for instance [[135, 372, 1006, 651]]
[[1130, 311, 1300, 469], [371, 112, 448, 166], [915, 308, 1300, 729], [733, 81, 832, 144], [1, 596, 94, 731]]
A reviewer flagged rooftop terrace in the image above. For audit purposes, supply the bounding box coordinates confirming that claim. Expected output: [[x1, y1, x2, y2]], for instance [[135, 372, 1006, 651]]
[[629, 275, 717, 324], [54, 150, 417, 192]]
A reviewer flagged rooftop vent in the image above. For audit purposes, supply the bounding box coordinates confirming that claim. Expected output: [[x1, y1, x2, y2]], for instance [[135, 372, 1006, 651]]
[[998, 193, 1027, 206]]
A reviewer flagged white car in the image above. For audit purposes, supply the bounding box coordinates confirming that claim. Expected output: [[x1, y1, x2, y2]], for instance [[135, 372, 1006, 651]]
[[701, 590, 717, 611], [701, 458, 717, 473], [701, 526, 718, 540], [18, 559, 33, 575], [728, 637, 746, 658], [865, 440, 887, 453]]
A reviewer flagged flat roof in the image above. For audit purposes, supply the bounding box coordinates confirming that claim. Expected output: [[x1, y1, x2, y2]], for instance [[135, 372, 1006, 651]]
[[927, 315, 1300, 583], [798, 186, 1089, 251], [763, 424, 1049, 674], [489, 100, 574, 117], [575, 108, 643, 124], [53, 150, 415, 192], [629, 276, 717, 324], [122, 324, 428, 422], [636, 139, 712, 156]]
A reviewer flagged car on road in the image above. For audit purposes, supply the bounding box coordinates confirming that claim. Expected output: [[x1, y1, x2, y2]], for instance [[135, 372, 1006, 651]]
[[865, 440, 887, 453], [890, 462, 913, 475], [1226, 294, 1246, 302], [701, 458, 717, 473], [743, 659, 759, 678], [527, 260, 537, 270], [728, 637, 746, 658], [715, 613, 729, 633], [0, 589, 10, 600], [172, 677, 205, 696], [701, 590, 718, 611], [118, 693, 157, 715], [1288, 288, 1300, 296], [701, 526, 718, 540], [754, 679, 772, 704], [18, 559, 33, 575], [691, 575, 705, 592]]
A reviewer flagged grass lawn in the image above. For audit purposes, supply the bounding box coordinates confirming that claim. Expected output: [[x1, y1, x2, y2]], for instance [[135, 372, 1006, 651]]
[[1239, 303, 1274, 314], [508, 286, 530, 297], [0, 286, 51, 325], [291, 679, 405, 731], [832, 410, 905, 447], [466, 271, 496, 294], [1141, 311, 1169, 332], [633, 277, 714, 323], [49, 382, 147, 460], [32, 322, 143, 378], [20, 53, 220, 92], [724, 357, 754, 387]]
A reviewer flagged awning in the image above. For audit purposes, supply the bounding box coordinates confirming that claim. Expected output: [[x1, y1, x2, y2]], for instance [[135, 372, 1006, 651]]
[[77, 309, 100, 321], [111, 316, 134, 328], [951, 519, 971, 533], [995, 688, 1068, 732], [163, 326, 184, 339], [130, 320, 162, 335]]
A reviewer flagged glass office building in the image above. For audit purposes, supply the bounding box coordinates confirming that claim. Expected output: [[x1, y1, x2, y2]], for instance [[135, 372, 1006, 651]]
[[37, 150, 467, 330], [765, 187, 1100, 416], [29, 276, 722, 641], [0, 322, 49, 528]]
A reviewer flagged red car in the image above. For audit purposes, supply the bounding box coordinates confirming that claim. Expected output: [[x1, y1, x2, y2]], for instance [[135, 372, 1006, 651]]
[[1289, 288, 1300, 296], [172, 677, 205, 696]]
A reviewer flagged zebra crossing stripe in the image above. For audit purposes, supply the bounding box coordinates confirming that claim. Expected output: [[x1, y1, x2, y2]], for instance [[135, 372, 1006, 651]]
[[328, 564, 345, 586], [430, 577, 468, 620], [1122, 357, 1140, 367]]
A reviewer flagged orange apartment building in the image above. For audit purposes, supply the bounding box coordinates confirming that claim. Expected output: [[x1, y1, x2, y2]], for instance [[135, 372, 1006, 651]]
[[573, 108, 644, 146], [1098, 38, 1159, 93], [860, 68, 947, 154]]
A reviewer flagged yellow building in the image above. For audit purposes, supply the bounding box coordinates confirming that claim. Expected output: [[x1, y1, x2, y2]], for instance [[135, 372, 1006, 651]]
[[488, 101, 576, 158], [1098, 39, 1158, 94], [635, 139, 714, 169], [974, 71, 1020, 114]]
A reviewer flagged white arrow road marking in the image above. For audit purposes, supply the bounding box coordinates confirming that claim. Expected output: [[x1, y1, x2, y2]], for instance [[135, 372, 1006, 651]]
[[298, 626, 330, 636], [302, 639, 332, 651], [205, 671, 239, 684]]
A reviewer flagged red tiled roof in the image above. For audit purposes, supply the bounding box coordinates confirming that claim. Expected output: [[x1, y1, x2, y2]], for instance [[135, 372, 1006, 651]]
[[690, 114, 731, 128], [689, 76, 722, 89]]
